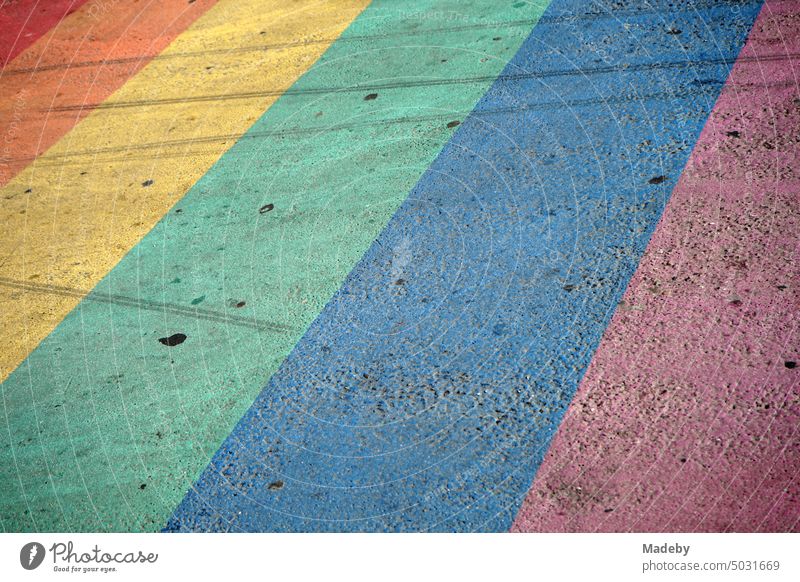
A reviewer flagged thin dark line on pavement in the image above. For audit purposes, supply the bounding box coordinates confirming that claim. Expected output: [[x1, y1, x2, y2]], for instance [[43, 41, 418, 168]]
[[0, 277, 295, 334], [42, 52, 798, 113], [1, 0, 762, 77], [17, 79, 787, 168]]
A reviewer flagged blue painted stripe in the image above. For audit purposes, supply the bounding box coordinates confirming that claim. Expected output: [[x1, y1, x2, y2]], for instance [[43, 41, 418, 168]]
[[166, 0, 764, 532]]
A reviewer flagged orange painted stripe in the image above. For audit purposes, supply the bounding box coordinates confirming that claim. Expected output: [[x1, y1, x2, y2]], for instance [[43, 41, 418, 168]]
[[0, 0, 217, 186], [0, 0, 89, 66]]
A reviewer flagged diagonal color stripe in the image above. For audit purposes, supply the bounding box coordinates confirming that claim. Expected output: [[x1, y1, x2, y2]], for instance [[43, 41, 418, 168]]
[[0, 0, 549, 532], [0, 0, 89, 66], [165, 0, 765, 532], [0, 0, 370, 383], [0, 0, 219, 187], [512, 0, 800, 533]]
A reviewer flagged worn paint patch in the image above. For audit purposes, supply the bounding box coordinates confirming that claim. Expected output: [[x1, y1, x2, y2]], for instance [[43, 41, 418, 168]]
[[165, 0, 764, 532]]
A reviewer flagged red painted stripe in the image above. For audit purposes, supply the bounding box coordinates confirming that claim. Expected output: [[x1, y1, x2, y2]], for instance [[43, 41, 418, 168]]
[[0, 0, 89, 66], [0, 0, 218, 186], [512, 0, 799, 533]]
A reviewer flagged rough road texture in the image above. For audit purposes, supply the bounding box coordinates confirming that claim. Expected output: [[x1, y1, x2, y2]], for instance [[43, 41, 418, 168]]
[[165, 0, 765, 532], [1, 0, 795, 534], [0, 0, 369, 385], [0, 0, 88, 65], [0, 0, 217, 187], [512, 0, 800, 533], [0, 0, 545, 532]]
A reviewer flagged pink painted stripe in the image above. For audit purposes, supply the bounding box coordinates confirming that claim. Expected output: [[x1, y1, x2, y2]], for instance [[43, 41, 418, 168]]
[[512, 0, 800, 533]]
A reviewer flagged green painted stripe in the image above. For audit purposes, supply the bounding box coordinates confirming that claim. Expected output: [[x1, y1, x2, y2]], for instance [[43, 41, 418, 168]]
[[1, 0, 551, 532]]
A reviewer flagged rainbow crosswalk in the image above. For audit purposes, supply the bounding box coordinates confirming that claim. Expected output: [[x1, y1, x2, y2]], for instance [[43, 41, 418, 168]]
[[0, 0, 797, 532]]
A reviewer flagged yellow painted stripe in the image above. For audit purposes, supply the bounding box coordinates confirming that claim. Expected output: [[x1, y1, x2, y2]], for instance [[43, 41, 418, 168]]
[[0, 0, 370, 381]]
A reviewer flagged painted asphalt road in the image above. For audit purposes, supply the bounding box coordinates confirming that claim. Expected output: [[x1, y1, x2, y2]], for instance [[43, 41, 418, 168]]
[[0, 0, 218, 187], [2, 0, 795, 534], [0, 0, 550, 531], [0, 0, 368, 383], [513, 0, 800, 532], [165, 0, 764, 532], [1, 0, 372, 531], [0, 0, 89, 65]]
